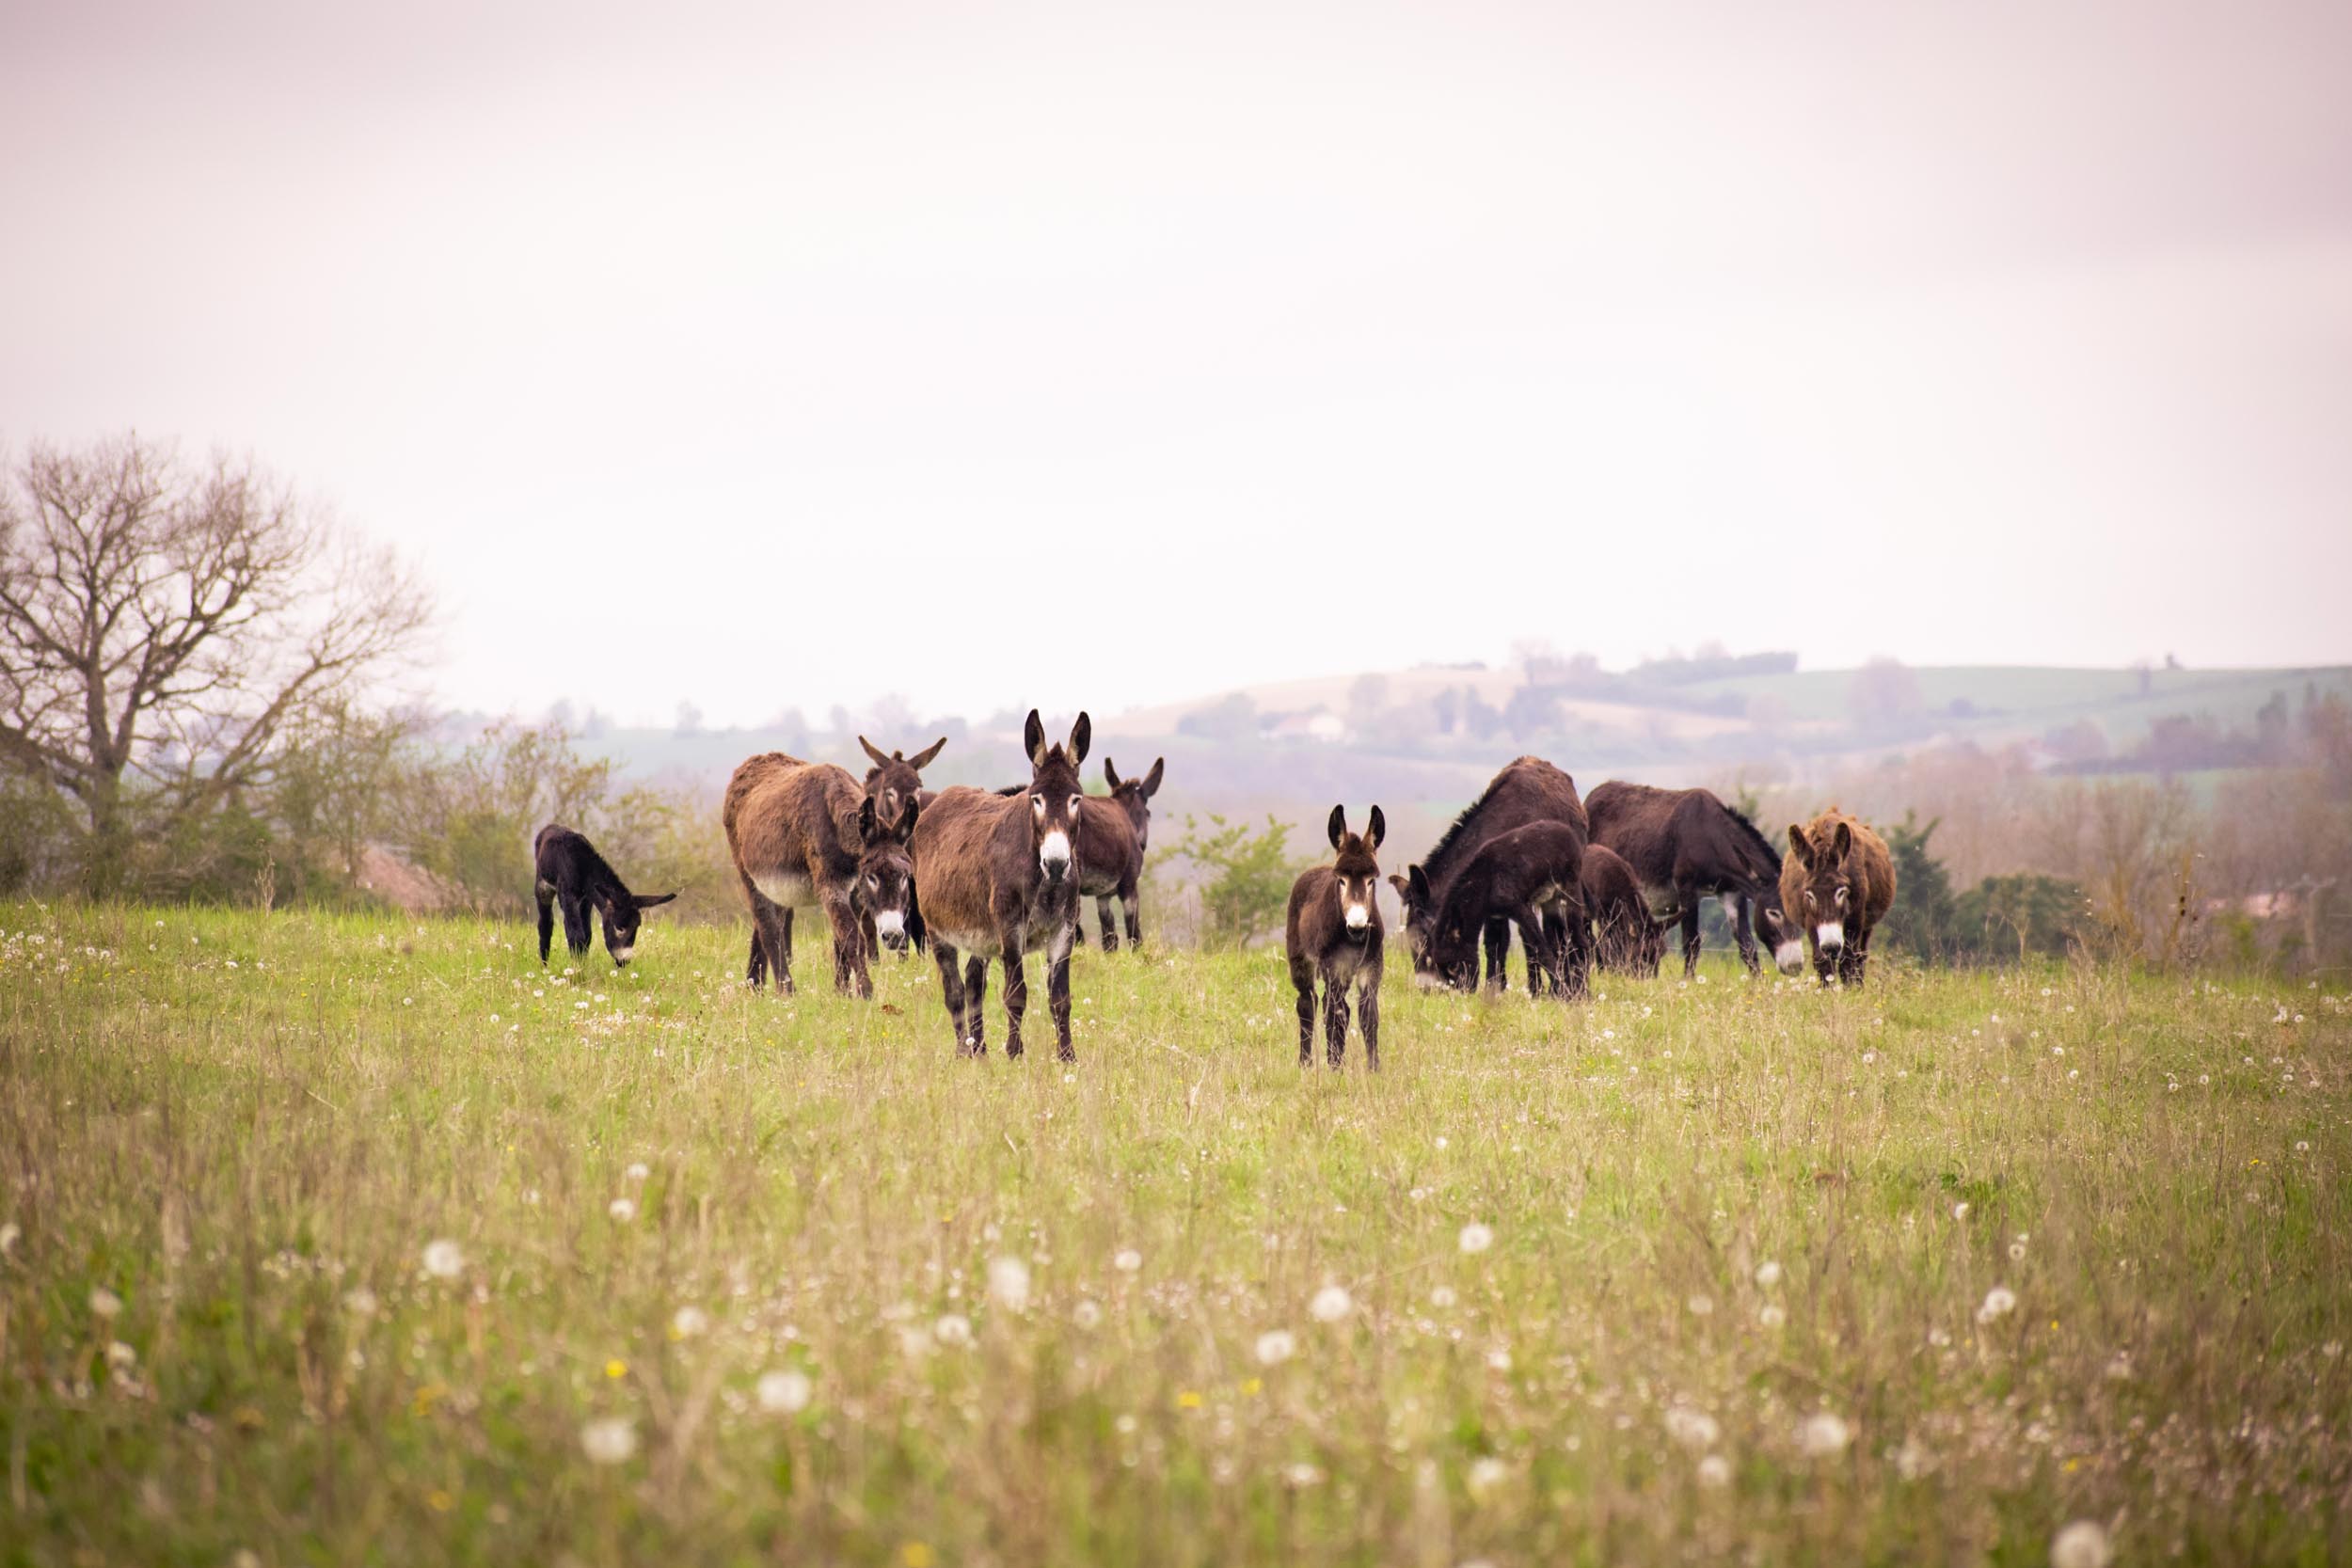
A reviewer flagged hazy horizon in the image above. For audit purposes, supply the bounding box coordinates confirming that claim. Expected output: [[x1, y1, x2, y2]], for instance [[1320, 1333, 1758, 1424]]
[[7, 0, 2349, 728]]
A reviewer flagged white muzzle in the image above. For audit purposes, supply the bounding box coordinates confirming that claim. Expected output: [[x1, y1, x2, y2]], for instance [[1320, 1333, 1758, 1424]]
[[1816, 921, 1845, 952], [1344, 903, 1370, 931], [874, 911, 905, 941], [1773, 940, 1805, 974], [1040, 830, 1072, 877]]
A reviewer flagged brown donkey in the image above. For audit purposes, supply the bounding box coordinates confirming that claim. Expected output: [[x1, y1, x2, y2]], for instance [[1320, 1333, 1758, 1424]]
[[912, 711, 1090, 1060], [1772, 808, 1898, 986], [1286, 805, 1387, 1069], [1413, 819, 1591, 999], [1582, 843, 1663, 976], [1078, 756, 1164, 951], [724, 736, 944, 997], [1583, 782, 1787, 979], [1390, 756, 1586, 994]]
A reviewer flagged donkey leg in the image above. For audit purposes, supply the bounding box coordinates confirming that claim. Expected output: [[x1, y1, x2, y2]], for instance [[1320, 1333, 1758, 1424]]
[[1000, 942, 1028, 1060], [825, 892, 870, 999], [1291, 960, 1317, 1066], [1048, 924, 1075, 1061], [562, 894, 595, 958], [931, 942, 970, 1053], [775, 909, 797, 994], [1507, 901, 1554, 997], [1482, 916, 1511, 993], [963, 957, 989, 1053], [1122, 882, 1142, 951], [1677, 890, 1703, 978], [1358, 974, 1381, 1071], [1324, 982, 1351, 1069], [536, 888, 556, 965], [1727, 889, 1762, 976], [1840, 931, 1867, 988], [1095, 895, 1119, 953], [1558, 898, 1591, 1000]]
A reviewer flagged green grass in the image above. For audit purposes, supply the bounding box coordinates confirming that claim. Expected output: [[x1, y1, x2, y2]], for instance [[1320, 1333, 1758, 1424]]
[[3, 903, 2347, 1566]]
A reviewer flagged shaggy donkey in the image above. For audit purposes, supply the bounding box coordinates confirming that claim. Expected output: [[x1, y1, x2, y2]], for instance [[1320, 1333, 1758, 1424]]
[[1582, 781, 1786, 978], [724, 738, 944, 997], [1581, 842, 1663, 976], [1078, 756, 1163, 951], [1772, 808, 1898, 986], [1410, 819, 1591, 1000], [532, 825, 675, 968], [912, 711, 1091, 1060], [1390, 756, 1586, 994], [1286, 805, 1388, 1069]]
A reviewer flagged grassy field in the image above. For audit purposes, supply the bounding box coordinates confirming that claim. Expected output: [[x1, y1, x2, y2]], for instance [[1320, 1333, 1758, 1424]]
[[3, 903, 2346, 1566]]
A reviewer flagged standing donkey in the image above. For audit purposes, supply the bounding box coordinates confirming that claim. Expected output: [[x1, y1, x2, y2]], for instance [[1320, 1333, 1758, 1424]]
[[533, 825, 675, 969], [912, 711, 1091, 1061], [724, 737, 944, 997], [1772, 808, 1898, 986], [1286, 805, 1387, 1069], [1078, 756, 1164, 951]]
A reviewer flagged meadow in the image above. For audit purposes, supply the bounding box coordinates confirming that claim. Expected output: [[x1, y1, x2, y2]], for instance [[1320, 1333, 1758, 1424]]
[[2, 902, 2345, 1566]]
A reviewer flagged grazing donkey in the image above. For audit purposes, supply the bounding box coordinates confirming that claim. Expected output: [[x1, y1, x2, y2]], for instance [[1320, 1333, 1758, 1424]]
[[1583, 782, 1787, 978], [532, 825, 675, 969], [1286, 805, 1388, 1069], [724, 738, 944, 997], [1079, 756, 1164, 951], [1390, 756, 1586, 993], [912, 711, 1091, 1060], [1772, 808, 1898, 986], [1410, 820, 1591, 999], [1581, 842, 1663, 976], [857, 735, 946, 957]]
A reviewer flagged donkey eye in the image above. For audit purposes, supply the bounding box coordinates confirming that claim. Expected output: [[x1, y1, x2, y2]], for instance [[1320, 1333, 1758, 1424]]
[[1032, 796, 1046, 815], [1836, 886, 1850, 905], [1804, 891, 1816, 907], [867, 875, 880, 890]]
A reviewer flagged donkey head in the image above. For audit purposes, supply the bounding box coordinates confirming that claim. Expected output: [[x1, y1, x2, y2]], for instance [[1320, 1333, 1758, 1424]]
[[858, 735, 947, 837], [1327, 804, 1385, 938], [597, 889, 677, 967], [1102, 756, 1165, 853], [1388, 863, 1446, 984], [1022, 709, 1090, 885], [854, 793, 920, 953], [1774, 818, 1858, 973]]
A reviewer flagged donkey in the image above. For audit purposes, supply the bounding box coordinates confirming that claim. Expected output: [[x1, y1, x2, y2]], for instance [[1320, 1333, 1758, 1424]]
[[1286, 805, 1387, 1069], [724, 738, 944, 997], [1582, 842, 1663, 976], [532, 825, 675, 968], [856, 735, 946, 958], [912, 711, 1090, 1061], [1389, 756, 1586, 994], [1079, 756, 1164, 951], [1408, 819, 1590, 999], [1772, 808, 1899, 986], [1583, 782, 1787, 979]]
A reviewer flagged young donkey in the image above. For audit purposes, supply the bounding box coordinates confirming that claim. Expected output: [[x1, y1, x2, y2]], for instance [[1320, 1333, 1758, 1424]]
[[912, 711, 1091, 1061], [532, 825, 676, 968], [1286, 805, 1387, 1069], [1389, 756, 1586, 996], [1772, 808, 1898, 986], [1079, 756, 1164, 951], [1407, 819, 1591, 1000], [724, 736, 945, 997]]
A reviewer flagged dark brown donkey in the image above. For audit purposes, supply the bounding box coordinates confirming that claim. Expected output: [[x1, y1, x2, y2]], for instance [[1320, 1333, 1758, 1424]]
[[1413, 820, 1591, 999], [856, 735, 946, 957], [532, 825, 675, 968], [1286, 805, 1387, 1069], [1078, 756, 1163, 951], [724, 738, 944, 997], [1581, 842, 1663, 976], [1772, 808, 1898, 986], [912, 711, 1090, 1060], [1389, 756, 1587, 994], [1583, 782, 1787, 978]]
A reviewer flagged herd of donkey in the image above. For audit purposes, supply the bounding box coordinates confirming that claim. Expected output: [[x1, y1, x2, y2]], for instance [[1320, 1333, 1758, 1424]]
[[531, 710, 1899, 1067]]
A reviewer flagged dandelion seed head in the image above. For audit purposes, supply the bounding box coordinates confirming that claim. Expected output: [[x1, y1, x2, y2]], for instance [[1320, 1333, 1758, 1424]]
[[1799, 1411, 1851, 1457], [580, 1417, 637, 1465], [608, 1197, 637, 1223], [2050, 1519, 2113, 1568], [1255, 1329, 1297, 1366], [1310, 1284, 1353, 1323], [1754, 1259, 1783, 1288], [987, 1256, 1032, 1312], [756, 1369, 812, 1414], [1457, 1222, 1494, 1255], [421, 1240, 463, 1280]]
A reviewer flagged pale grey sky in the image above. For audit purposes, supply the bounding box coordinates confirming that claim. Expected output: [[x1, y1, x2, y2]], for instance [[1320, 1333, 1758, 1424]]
[[5, 0, 2348, 725]]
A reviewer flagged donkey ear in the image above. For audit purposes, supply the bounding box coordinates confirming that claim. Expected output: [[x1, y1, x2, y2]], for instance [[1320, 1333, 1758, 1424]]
[[898, 793, 922, 838], [1103, 757, 1122, 791], [1327, 803, 1347, 849], [906, 736, 947, 770], [859, 736, 891, 768], [1831, 820, 1852, 859], [1364, 804, 1386, 851], [1067, 712, 1091, 764], [1388, 872, 1408, 896], [1142, 757, 1164, 796], [1787, 824, 1811, 864], [857, 795, 878, 839], [1024, 709, 1047, 768], [1407, 863, 1433, 903], [634, 892, 677, 910]]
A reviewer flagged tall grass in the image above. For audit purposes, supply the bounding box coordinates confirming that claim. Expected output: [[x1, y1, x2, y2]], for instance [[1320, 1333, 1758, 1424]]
[[1, 902, 2344, 1565]]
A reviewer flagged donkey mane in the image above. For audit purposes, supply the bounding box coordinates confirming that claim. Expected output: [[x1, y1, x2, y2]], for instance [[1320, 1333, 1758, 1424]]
[[1421, 755, 1543, 884], [1724, 804, 1783, 876]]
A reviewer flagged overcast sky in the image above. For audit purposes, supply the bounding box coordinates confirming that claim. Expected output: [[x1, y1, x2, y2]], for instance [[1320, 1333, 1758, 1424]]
[[5, 0, 2348, 726]]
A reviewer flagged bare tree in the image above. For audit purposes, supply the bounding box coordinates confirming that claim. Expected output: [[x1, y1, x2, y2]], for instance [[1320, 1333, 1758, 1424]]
[[0, 434, 429, 893]]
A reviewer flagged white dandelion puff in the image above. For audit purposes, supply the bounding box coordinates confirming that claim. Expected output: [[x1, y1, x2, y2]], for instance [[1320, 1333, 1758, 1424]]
[[1977, 1285, 2018, 1324], [1754, 1259, 1783, 1288], [1072, 1299, 1103, 1330], [1799, 1411, 1851, 1457], [1430, 1285, 1457, 1309], [1310, 1285, 1353, 1323], [2049, 1519, 2113, 1568], [1466, 1456, 1508, 1497], [1457, 1222, 1494, 1255], [89, 1286, 123, 1320], [580, 1417, 637, 1465], [1113, 1248, 1142, 1273], [1255, 1330, 1297, 1366], [1697, 1452, 1732, 1488], [1664, 1406, 1721, 1450], [933, 1313, 973, 1347], [755, 1369, 812, 1414], [671, 1305, 710, 1339], [1758, 1304, 1788, 1328], [608, 1197, 637, 1223], [987, 1256, 1032, 1312], [421, 1240, 464, 1280], [625, 1163, 649, 1181]]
